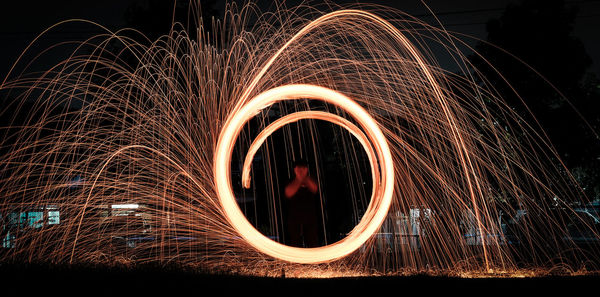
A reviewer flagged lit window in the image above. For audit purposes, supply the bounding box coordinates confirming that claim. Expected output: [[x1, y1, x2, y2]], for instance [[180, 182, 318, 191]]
[[2, 231, 15, 248], [47, 211, 60, 225], [28, 212, 44, 228]]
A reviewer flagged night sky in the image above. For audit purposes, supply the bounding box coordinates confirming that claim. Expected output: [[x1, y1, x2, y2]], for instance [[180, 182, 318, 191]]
[[1, 0, 599, 79]]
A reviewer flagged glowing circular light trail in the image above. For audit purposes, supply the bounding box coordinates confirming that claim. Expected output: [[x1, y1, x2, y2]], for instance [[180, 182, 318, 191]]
[[240, 110, 379, 190], [214, 84, 394, 264]]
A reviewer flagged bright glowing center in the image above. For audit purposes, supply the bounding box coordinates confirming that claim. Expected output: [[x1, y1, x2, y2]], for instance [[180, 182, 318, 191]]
[[214, 84, 394, 264]]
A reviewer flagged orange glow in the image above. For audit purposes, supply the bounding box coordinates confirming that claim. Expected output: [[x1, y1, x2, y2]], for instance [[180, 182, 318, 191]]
[[214, 84, 394, 264]]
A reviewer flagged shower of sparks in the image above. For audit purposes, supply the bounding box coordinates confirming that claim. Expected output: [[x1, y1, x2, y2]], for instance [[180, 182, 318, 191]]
[[0, 2, 598, 276]]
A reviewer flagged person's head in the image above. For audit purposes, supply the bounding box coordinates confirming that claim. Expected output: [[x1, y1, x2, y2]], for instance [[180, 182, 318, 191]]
[[292, 158, 308, 179]]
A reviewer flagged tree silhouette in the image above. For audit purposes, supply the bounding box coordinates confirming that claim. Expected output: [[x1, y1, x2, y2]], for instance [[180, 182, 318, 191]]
[[470, 0, 600, 202]]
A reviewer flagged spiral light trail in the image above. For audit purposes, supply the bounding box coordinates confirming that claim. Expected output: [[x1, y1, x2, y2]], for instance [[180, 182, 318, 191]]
[[215, 84, 394, 264]]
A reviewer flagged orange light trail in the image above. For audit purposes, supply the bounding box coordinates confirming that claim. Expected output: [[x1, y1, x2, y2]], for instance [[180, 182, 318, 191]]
[[214, 84, 394, 264], [241, 110, 377, 190]]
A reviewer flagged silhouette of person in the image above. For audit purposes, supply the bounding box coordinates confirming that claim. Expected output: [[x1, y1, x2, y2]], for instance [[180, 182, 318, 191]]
[[284, 158, 319, 247]]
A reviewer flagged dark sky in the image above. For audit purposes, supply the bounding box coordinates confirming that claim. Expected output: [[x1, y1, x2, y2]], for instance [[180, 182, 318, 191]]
[[1, 0, 599, 79]]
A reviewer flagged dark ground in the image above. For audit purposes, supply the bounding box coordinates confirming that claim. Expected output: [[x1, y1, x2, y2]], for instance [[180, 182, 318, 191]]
[[1, 263, 598, 296]]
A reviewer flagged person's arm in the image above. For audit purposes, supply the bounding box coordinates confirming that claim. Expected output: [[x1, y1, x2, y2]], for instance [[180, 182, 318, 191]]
[[303, 176, 318, 194], [285, 178, 303, 198]]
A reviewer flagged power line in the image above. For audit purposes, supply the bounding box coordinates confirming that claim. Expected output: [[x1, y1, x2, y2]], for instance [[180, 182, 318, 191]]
[[411, 0, 600, 19], [442, 13, 600, 28]]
